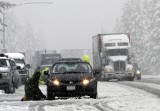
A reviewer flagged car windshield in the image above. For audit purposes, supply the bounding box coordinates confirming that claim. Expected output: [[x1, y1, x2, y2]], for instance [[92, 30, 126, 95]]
[[14, 59, 25, 64], [52, 62, 92, 73], [0, 59, 7, 67]]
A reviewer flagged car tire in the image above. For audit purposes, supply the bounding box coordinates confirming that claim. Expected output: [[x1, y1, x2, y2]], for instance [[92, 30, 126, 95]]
[[47, 92, 55, 100], [47, 87, 55, 100], [4, 81, 15, 94], [90, 93, 97, 99], [137, 76, 141, 80]]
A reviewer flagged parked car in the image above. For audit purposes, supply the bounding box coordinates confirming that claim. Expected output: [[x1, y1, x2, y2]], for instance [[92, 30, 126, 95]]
[[5, 53, 30, 85], [46, 60, 97, 100], [0, 54, 21, 94]]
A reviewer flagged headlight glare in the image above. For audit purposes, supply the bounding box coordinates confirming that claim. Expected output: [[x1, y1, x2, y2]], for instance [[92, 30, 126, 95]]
[[136, 70, 141, 75], [82, 79, 89, 86], [53, 79, 60, 86]]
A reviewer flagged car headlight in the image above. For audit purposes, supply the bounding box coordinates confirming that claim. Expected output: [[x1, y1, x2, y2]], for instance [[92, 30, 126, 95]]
[[82, 79, 89, 86], [2, 72, 9, 76], [53, 79, 60, 86], [136, 70, 141, 75], [127, 67, 133, 72]]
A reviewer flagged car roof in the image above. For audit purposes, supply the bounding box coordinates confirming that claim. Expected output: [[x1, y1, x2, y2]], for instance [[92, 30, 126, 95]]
[[54, 61, 90, 65]]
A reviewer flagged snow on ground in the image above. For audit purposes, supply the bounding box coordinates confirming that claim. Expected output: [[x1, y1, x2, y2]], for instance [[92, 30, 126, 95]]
[[43, 82, 160, 111], [142, 75, 160, 79], [0, 82, 160, 111]]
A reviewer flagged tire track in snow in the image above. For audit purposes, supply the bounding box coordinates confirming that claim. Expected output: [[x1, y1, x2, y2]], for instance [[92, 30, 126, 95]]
[[118, 81, 160, 98]]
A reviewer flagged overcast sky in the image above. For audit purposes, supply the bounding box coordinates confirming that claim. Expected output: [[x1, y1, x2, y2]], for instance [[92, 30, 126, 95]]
[[4, 0, 128, 51]]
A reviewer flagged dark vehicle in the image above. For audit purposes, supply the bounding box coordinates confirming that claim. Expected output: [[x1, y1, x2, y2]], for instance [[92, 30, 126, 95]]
[[59, 58, 82, 62], [132, 63, 141, 80], [0, 54, 21, 94], [46, 61, 97, 100]]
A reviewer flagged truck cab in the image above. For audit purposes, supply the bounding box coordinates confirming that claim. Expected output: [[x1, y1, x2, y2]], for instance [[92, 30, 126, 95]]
[[92, 33, 134, 81]]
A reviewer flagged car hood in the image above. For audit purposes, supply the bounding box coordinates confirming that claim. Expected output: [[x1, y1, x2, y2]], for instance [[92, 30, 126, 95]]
[[0, 67, 10, 73], [50, 73, 93, 81]]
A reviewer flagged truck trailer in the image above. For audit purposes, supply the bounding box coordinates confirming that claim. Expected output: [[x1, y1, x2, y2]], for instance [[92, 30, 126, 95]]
[[34, 50, 61, 71], [92, 33, 134, 81]]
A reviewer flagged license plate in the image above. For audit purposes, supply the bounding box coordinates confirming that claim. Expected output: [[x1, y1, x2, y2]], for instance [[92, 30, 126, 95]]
[[67, 86, 75, 91]]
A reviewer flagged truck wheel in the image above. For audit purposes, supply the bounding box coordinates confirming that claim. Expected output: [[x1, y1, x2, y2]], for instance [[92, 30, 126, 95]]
[[129, 77, 134, 81], [4, 82, 15, 94]]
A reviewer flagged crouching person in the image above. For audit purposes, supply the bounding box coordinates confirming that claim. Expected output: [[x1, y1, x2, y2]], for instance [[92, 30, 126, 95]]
[[21, 68, 47, 101]]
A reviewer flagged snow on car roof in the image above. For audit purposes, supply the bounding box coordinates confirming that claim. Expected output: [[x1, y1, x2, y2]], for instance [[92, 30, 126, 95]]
[[5, 53, 25, 59], [0, 57, 8, 59]]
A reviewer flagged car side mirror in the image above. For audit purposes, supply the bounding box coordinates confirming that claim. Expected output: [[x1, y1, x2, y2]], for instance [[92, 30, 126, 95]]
[[93, 69, 101, 77], [17, 66, 21, 70], [26, 64, 31, 68], [44, 71, 49, 75]]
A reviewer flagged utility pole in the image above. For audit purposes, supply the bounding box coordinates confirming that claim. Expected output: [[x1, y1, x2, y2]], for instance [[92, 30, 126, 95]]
[[0, 1, 52, 53], [1, 8, 7, 53]]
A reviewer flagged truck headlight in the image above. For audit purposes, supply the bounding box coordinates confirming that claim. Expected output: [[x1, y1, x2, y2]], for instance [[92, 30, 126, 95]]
[[136, 70, 141, 75], [53, 79, 60, 86], [2, 73, 9, 76], [104, 68, 113, 73], [82, 79, 89, 86], [127, 67, 133, 72]]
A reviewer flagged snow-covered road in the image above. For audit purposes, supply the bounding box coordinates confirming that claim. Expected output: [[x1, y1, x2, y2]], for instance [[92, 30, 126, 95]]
[[1, 77, 160, 111]]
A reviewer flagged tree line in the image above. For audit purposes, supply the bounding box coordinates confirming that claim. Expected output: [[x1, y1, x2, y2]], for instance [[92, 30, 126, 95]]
[[115, 0, 160, 74]]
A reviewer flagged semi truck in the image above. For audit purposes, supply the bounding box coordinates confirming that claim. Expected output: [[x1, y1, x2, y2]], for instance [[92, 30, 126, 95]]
[[92, 33, 134, 81]]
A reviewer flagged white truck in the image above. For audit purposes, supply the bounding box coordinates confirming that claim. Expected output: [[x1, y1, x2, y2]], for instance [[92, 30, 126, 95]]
[[5, 53, 30, 84], [92, 33, 134, 81]]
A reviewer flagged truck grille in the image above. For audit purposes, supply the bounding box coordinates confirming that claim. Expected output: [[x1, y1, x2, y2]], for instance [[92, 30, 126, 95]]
[[114, 61, 125, 72]]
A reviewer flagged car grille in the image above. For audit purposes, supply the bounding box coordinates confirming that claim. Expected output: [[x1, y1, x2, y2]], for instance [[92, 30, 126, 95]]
[[114, 61, 126, 72], [61, 81, 81, 84], [19, 70, 28, 74]]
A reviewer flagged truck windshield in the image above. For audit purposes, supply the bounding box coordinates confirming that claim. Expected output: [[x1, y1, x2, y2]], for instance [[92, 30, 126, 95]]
[[52, 62, 91, 73], [14, 59, 25, 64], [106, 49, 128, 56]]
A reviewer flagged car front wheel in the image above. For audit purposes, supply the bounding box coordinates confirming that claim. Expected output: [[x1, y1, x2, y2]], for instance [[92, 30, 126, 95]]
[[4, 81, 15, 94], [90, 93, 97, 99]]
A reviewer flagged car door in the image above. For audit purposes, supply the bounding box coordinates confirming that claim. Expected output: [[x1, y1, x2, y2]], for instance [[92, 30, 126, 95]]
[[9, 59, 20, 88]]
